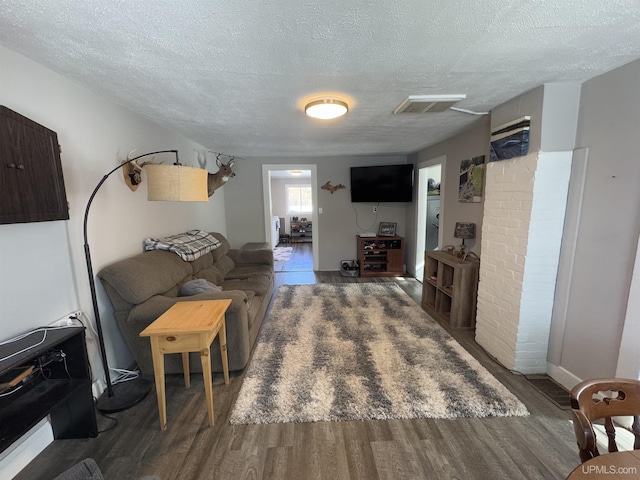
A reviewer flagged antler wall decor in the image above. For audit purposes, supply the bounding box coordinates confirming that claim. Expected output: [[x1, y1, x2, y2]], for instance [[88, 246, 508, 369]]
[[121, 149, 162, 191], [194, 151, 243, 197], [321, 181, 346, 194], [206, 152, 240, 197]]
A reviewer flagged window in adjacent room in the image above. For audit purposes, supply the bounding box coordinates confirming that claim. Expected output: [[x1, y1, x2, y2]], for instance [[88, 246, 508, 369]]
[[286, 184, 312, 214]]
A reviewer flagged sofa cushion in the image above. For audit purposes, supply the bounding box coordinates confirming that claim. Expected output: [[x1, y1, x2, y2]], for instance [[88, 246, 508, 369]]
[[99, 250, 192, 305], [225, 265, 274, 280], [221, 276, 271, 296], [246, 292, 261, 328], [227, 248, 274, 266], [190, 252, 214, 274], [244, 290, 256, 310], [210, 232, 230, 261], [180, 279, 222, 296], [195, 265, 224, 285], [214, 255, 236, 277]]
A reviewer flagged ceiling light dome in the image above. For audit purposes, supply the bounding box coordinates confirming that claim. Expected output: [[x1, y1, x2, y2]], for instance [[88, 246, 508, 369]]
[[305, 99, 348, 119]]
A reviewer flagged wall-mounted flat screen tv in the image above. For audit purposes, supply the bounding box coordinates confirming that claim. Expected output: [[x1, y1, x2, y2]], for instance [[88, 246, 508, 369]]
[[350, 164, 414, 203]]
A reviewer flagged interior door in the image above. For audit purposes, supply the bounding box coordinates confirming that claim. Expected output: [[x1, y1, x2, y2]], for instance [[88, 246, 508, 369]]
[[415, 163, 442, 282]]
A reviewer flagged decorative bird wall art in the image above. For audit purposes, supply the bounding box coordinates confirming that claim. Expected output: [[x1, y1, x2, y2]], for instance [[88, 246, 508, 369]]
[[321, 181, 346, 194]]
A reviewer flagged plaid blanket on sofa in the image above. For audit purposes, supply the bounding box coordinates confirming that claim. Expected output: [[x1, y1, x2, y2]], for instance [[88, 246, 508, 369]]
[[143, 229, 221, 261]]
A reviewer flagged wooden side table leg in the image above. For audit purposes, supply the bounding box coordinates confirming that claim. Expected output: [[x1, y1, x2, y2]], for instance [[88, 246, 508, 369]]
[[200, 346, 215, 426], [150, 337, 167, 431], [181, 352, 190, 388], [219, 320, 229, 385]]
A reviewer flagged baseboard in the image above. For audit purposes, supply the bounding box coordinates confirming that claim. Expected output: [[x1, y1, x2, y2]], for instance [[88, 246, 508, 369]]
[[0, 419, 53, 480], [546, 362, 583, 391]]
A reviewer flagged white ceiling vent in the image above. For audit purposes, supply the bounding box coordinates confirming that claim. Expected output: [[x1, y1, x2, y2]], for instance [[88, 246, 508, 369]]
[[393, 94, 467, 114]]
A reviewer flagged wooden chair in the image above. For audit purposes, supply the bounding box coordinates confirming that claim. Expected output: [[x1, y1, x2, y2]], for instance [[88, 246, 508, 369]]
[[570, 378, 640, 463]]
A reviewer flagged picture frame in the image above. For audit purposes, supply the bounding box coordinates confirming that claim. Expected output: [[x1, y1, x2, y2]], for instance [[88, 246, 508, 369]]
[[458, 155, 485, 203], [378, 222, 397, 236]]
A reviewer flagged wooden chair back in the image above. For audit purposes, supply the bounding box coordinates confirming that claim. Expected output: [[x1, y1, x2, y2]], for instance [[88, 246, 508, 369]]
[[570, 378, 640, 463]]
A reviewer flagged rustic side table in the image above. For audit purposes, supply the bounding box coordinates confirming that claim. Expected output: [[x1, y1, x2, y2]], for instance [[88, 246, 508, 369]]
[[140, 299, 232, 430]]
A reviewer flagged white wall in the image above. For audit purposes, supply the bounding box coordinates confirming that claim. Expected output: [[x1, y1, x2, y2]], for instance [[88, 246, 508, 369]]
[[557, 59, 640, 380], [617, 241, 640, 380], [463, 71, 640, 384], [0, 43, 226, 418], [476, 151, 572, 373]]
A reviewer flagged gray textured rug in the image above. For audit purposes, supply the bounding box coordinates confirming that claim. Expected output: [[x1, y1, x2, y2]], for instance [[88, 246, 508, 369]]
[[230, 283, 528, 424]]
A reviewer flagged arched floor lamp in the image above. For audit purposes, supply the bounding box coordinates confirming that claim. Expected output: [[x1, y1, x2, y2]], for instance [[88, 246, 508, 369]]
[[84, 150, 208, 413]]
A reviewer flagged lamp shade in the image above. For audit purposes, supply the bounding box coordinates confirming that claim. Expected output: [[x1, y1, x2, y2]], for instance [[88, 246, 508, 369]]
[[145, 164, 209, 202], [454, 222, 476, 239]]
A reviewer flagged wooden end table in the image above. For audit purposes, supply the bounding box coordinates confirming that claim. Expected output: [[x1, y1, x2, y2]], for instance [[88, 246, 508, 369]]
[[140, 299, 232, 430]]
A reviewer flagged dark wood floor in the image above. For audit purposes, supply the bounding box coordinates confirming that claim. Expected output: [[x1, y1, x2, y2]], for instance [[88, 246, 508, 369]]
[[15, 247, 582, 480]]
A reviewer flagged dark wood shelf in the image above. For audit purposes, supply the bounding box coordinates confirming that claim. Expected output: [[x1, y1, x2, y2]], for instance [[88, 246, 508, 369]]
[[357, 235, 404, 277], [0, 327, 97, 453]]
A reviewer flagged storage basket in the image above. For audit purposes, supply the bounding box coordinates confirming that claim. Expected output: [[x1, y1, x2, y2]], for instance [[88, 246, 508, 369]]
[[340, 260, 359, 277]]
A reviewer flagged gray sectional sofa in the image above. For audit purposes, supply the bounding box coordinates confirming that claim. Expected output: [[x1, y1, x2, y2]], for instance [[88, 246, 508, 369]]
[[98, 232, 274, 375]]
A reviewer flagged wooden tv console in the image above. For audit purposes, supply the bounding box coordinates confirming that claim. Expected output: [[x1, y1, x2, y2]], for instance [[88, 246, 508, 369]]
[[357, 235, 405, 277]]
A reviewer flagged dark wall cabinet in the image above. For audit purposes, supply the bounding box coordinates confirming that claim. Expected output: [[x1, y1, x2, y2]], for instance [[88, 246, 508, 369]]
[[0, 106, 69, 224]]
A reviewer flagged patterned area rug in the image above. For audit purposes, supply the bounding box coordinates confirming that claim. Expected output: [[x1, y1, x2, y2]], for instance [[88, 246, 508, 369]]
[[230, 283, 529, 424], [273, 246, 293, 261]]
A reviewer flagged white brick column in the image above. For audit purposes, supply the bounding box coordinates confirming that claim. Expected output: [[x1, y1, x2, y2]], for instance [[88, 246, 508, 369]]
[[476, 151, 572, 373]]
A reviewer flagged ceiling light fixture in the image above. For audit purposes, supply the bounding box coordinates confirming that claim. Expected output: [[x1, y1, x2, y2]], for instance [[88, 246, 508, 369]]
[[305, 99, 348, 119], [290, 170, 303, 176]]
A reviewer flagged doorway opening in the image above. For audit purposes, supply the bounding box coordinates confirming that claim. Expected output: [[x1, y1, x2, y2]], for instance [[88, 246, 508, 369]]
[[415, 159, 444, 282], [262, 165, 318, 272]]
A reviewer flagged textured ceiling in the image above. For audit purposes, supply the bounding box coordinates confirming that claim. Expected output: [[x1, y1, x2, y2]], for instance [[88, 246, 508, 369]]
[[1, 1, 639, 157]]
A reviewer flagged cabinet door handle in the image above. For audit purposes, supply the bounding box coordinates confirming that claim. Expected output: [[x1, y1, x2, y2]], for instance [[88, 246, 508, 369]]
[[17, 164, 25, 170], [7, 163, 16, 168]]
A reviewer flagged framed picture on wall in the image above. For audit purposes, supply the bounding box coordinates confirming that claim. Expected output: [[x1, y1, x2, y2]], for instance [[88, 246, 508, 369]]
[[458, 155, 486, 203], [378, 222, 397, 236]]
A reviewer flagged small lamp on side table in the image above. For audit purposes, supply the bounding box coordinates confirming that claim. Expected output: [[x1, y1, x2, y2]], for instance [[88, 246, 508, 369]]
[[454, 222, 476, 259]]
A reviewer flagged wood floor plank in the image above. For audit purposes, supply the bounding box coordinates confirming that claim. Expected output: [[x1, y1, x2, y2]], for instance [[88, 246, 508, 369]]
[[13, 251, 583, 479], [342, 422, 381, 480], [290, 423, 324, 480], [262, 446, 292, 479]]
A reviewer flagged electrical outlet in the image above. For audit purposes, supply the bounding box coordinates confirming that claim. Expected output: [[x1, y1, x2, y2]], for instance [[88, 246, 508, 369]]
[[373, 206, 378, 213], [52, 319, 74, 327]]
